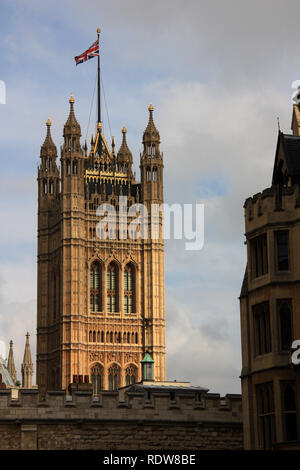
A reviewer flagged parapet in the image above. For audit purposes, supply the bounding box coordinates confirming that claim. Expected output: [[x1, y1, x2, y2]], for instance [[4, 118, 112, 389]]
[[0, 387, 242, 424], [243, 183, 300, 234]]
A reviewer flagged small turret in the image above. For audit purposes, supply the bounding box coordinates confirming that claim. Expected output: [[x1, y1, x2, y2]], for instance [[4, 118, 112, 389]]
[[117, 126, 133, 172], [21, 332, 34, 389], [142, 103, 160, 157], [63, 93, 81, 141], [140, 103, 164, 204], [38, 117, 60, 199]]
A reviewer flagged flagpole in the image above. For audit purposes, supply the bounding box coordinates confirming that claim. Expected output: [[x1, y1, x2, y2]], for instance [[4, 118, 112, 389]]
[[97, 27, 102, 157]]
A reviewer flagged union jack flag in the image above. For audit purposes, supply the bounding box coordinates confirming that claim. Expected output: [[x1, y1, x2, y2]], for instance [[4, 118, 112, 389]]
[[74, 39, 99, 66]]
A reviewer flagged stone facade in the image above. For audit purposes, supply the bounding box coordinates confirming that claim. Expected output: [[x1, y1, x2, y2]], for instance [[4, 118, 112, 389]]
[[0, 389, 243, 450], [240, 104, 300, 449], [37, 99, 166, 395]]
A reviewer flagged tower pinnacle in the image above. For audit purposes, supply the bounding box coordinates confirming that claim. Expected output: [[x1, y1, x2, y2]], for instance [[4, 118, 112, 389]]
[[143, 102, 160, 145], [7, 340, 16, 384], [21, 332, 33, 389], [117, 125, 133, 171]]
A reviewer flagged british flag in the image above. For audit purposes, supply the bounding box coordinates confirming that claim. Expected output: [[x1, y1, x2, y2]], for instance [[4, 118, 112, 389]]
[[74, 39, 99, 66]]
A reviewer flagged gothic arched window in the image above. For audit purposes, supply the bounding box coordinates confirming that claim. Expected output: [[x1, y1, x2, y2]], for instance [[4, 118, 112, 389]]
[[91, 363, 103, 396], [152, 145, 156, 156], [146, 166, 151, 182], [125, 364, 137, 386], [108, 363, 120, 390], [90, 262, 102, 313], [152, 167, 158, 181], [73, 159, 78, 175], [124, 264, 135, 314], [107, 263, 118, 313]]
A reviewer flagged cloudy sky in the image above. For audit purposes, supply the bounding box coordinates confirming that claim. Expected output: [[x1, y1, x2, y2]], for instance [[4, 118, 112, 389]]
[[0, 0, 299, 394]]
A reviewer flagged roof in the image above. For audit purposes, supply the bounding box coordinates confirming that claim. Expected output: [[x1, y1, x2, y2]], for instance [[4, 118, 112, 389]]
[[0, 356, 16, 387], [123, 382, 209, 394], [141, 352, 154, 363], [273, 132, 300, 183]]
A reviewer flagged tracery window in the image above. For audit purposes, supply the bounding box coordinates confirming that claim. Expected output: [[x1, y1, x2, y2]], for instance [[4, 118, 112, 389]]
[[90, 262, 101, 313], [108, 363, 120, 391], [107, 263, 118, 313], [124, 264, 135, 313], [125, 365, 137, 386], [91, 363, 103, 395]]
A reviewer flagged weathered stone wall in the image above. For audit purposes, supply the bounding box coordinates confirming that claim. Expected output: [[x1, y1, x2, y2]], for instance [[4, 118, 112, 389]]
[[0, 389, 243, 450]]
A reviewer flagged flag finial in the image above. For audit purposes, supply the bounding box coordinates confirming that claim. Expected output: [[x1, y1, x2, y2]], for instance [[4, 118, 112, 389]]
[[97, 27, 101, 34]]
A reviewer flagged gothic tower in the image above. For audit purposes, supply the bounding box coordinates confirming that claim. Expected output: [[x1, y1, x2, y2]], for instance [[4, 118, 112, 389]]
[[37, 95, 166, 395]]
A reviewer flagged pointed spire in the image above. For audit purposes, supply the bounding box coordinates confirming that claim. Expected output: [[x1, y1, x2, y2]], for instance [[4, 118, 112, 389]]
[[63, 93, 81, 138], [7, 340, 16, 383], [40, 117, 57, 157], [117, 125, 133, 164], [143, 103, 160, 144], [111, 136, 115, 155], [21, 332, 33, 389]]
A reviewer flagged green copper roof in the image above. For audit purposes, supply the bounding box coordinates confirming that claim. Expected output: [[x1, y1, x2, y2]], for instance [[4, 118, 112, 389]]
[[141, 352, 154, 363]]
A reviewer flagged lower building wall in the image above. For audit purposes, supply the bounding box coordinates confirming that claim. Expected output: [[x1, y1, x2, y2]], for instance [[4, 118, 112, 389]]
[[0, 422, 243, 450], [0, 390, 243, 450]]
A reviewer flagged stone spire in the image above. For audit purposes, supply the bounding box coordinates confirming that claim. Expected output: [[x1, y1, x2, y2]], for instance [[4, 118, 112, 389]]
[[63, 93, 81, 138], [143, 103, 160, 145], [40, 117, 57, 158], [21, 332, 34, 389], [117, 126, 133, 171], [7, 340, 16, 383]]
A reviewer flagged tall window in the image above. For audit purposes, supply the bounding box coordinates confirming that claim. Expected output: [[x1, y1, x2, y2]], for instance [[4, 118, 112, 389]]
[[107, 263, 118, 313], [281, 382, 298, 442], [108, 363, 119, 390], [153, 166, 158, 181], [256, 382, 275, 449], [90, 262, 101, 313], [91, 363, 103, 395], [146, 167, 151, 181], [250, 233, 268, 278], [253, 302, 272, 356], [125, 365, 137, 385], [124, 264, 135, 313], [275, 230, 289, 271], [278, 299, 292, 351]]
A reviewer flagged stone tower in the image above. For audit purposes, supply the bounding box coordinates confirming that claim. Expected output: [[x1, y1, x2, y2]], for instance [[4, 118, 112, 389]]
[[7, 340, 16, 383], [21, 333, 34, 389], [240, 103, 300, 449], [37, 96, 166, 395]]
